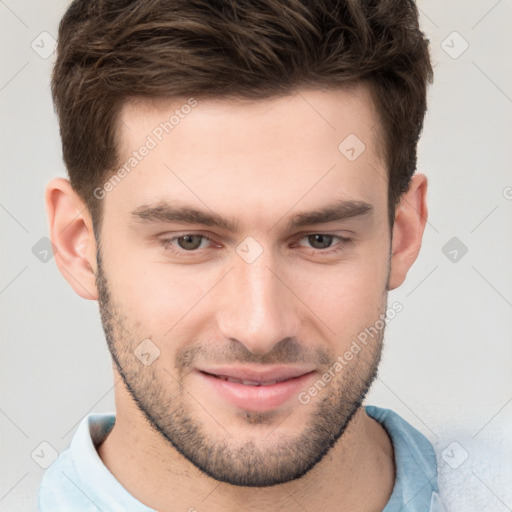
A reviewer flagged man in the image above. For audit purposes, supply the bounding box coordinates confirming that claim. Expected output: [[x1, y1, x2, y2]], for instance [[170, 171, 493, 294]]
[[39, 0, 442, 510]]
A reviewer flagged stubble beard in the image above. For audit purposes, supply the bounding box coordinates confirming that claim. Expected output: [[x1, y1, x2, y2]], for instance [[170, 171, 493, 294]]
[[95, 251, 386, 487]]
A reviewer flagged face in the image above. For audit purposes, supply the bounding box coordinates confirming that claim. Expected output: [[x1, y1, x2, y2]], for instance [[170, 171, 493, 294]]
[[95, 85, 391, 486]]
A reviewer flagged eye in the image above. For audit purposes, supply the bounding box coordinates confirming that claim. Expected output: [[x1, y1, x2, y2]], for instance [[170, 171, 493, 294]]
[[175, 234, 205, 250], [158, 232, 352, 259], [161, 233, 214, 252], [294, 233, 352, 253], [305, 234, 335, 250]]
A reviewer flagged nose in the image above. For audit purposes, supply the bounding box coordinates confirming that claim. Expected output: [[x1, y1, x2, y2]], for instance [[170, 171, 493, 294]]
[[215, 247, 300, 355]]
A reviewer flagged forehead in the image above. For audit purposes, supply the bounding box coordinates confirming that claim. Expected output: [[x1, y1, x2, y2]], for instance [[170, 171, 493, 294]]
[[118, 83, 384, 163], [105, 84, 387, 228]]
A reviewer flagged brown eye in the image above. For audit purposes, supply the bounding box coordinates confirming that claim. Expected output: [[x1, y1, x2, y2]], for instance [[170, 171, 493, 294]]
[[293, 233, 352, 255], [176, 234, 204, 250]]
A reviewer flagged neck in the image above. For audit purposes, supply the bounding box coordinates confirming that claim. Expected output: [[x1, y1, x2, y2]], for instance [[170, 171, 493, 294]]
[[97, 402, 395, 512]]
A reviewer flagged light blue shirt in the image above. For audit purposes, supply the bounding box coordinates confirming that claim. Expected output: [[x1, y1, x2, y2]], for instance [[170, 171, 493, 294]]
[[38, 405, 445, 511]]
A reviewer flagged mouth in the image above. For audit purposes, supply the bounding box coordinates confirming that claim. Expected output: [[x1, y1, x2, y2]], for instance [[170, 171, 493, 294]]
[[201, 372, 293, 387], [195, 366, 317, 411]]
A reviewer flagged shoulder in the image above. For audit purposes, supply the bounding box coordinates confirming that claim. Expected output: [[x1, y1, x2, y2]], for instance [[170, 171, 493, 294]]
[[38, 445, 94, 511], [38, 413, 116, 512], [365, 405, 438, 473], [365, 405, 444, 512]]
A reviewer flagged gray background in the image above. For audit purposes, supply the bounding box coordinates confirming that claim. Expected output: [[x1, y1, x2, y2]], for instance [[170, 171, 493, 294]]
[[1, 1, 511, 511]]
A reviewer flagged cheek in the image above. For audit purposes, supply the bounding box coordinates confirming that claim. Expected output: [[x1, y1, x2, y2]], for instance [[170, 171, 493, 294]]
[[107, 255, 218, 338], [290, 253, 388, 335]]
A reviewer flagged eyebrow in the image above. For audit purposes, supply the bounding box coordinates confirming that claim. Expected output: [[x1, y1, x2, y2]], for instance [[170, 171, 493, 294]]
[[131, 199, 373, 233], [284, 200, 373, 231]]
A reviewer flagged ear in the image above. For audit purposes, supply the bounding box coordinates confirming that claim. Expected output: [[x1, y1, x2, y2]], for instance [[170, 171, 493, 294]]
[[45, 178, 98, 300], [388, 173, 428, 290]]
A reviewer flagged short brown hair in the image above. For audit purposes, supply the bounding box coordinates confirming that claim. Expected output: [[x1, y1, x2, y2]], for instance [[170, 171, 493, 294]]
[[51, 0, 433, 230]]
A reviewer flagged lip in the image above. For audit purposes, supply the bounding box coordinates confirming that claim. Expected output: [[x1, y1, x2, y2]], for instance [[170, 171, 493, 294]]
[[196, 365, 317, 411]]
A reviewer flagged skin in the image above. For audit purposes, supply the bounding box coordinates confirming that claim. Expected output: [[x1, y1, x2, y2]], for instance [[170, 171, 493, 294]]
[[46, 83, 428, 512]]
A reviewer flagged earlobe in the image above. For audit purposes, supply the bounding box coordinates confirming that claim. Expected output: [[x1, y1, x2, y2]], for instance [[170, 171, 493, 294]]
[[388, 174, 428, 291], [45, 178, 99, 300]]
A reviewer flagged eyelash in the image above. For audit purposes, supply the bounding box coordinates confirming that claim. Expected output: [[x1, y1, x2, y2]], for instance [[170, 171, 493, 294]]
[[160, 232, 352, 257]]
